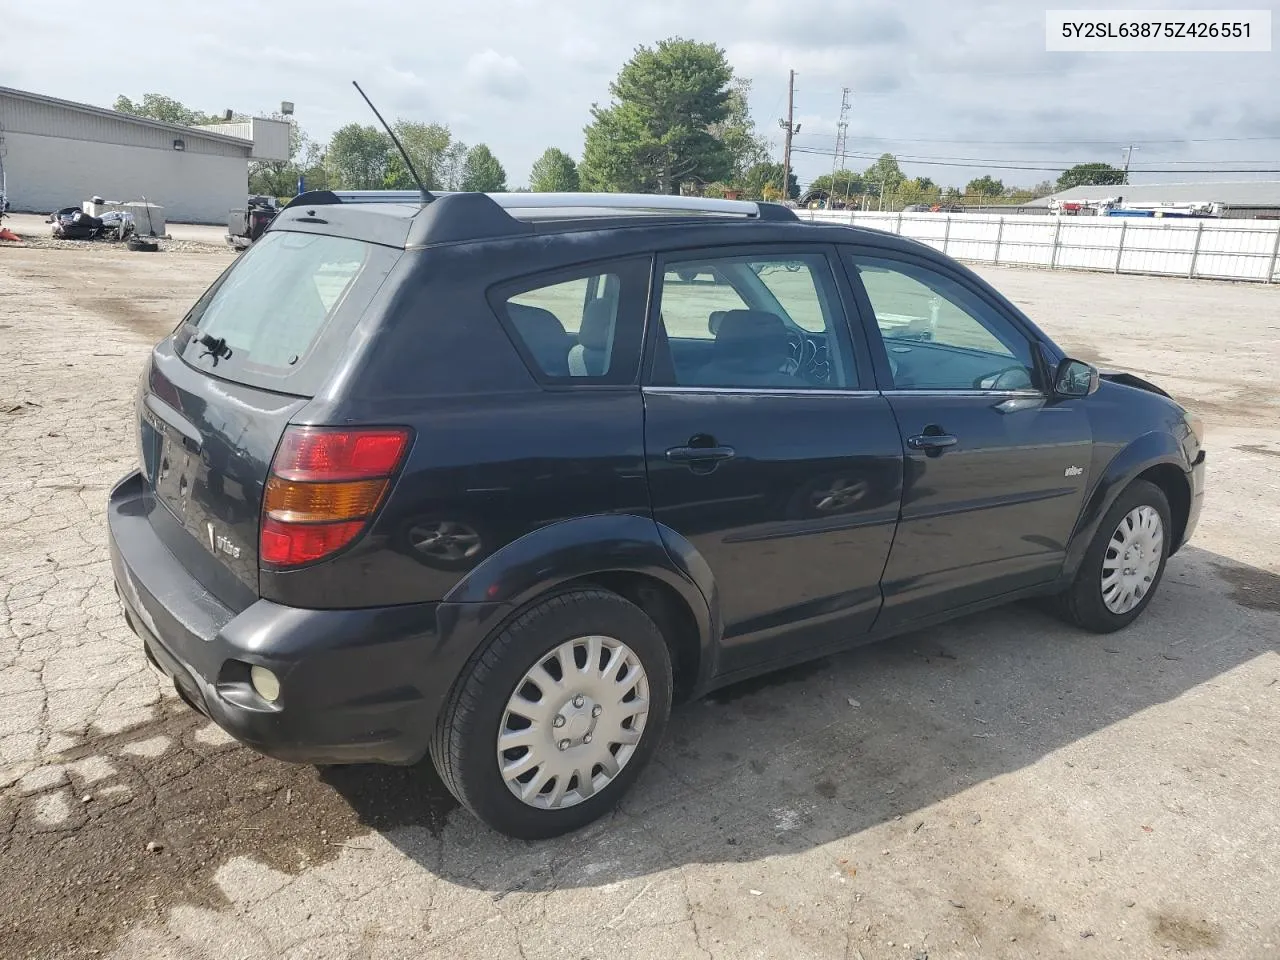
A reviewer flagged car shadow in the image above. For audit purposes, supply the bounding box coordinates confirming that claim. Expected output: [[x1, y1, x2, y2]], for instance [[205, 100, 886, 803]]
[[320, 543, 1278, 893]]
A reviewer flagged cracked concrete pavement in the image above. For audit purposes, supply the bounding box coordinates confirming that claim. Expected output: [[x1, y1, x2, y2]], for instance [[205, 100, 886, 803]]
[[1, 244, 1278, 960]]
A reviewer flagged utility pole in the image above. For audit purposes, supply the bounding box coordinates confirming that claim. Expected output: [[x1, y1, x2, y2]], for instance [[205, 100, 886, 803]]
[[1121, 144, 1139, 184], [778, 70, 799, 201]]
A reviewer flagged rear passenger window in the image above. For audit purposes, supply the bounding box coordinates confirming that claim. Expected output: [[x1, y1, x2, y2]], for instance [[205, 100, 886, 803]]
[[494, 258, 649, 384]]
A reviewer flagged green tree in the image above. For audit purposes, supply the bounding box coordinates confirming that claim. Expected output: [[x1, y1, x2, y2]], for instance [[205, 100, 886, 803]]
[[966, 175, 1005, 197], [384, 121, 454, 190], [438, 142, 469, 191], [740, 162, 798, 200], [1030, 179, 1057, 198], [529, 148, 580, 192], [580, 37, 736, 194], [808, 169, 864, 200], [327, 124, 392, 190], [247, 116, 320, 198], [897, 178, 942, 208], [1056, 162, 1125, 190], [460, 144, 507, 192], [863, 153, 906, 194], [113, 93, 219, 127], [712, 78, 770, 184]]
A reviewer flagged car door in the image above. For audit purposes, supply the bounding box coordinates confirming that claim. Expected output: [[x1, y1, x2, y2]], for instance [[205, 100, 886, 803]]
[[841, 248, 1093, 629], [641, 245, 903, 676]]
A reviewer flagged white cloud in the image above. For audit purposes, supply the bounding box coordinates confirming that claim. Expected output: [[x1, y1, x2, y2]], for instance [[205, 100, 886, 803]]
[[465, 49, 529, 101], [0, 0, 1274, 192]]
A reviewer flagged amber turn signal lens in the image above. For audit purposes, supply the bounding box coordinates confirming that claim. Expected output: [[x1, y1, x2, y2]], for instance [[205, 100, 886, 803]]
[[263, 477, 388, 523]]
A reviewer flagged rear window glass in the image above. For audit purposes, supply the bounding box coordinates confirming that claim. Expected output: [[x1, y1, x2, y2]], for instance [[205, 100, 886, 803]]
[[178, 231, 398, 395]]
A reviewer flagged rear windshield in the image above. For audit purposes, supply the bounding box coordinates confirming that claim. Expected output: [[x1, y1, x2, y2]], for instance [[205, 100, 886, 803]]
[[177, 231, 400, 396]]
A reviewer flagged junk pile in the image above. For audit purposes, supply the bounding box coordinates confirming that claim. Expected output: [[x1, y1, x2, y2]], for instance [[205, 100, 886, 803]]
[[49, 207, 136, 241], [0, 194, 19, 243], [45, 197, 166, 250], [226, 195, 280, 250]]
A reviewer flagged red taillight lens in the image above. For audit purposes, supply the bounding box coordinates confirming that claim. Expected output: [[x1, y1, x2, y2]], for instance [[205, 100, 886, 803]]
[[261, 518, 365, 566], [272, 427, 411, 481], [260, 426, 412, 569]]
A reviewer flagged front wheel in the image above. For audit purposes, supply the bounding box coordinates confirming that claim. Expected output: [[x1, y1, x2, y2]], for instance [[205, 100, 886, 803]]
[[1054, 479, 1172, 633], [430, 588, 672, 839]]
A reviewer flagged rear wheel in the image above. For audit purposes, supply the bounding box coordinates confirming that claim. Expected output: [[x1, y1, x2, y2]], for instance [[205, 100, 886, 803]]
[[1054, 479, 1171, 633], [430, 588, 672, 839]]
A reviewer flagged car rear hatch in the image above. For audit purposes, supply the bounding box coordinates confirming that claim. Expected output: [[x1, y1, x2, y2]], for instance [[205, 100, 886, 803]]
[[136, 229, 402, 611]]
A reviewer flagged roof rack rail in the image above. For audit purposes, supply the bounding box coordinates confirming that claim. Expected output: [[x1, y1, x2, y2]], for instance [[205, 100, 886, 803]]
[[317, 189, 798, 221], [280, 190, 800, 245]]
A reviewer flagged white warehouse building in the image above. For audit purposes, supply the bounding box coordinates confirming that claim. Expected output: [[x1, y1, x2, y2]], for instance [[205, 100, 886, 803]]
[[0, 85, 290, 223]]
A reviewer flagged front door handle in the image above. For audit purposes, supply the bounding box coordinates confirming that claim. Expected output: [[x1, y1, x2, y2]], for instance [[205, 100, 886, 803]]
[[907, 433, 958, 451], [666, 445, 736, 464]]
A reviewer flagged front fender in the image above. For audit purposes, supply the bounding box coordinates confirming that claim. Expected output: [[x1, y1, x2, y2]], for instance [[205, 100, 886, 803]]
[[442, 514, 718, 687], [1063, 431, 1189, 581]]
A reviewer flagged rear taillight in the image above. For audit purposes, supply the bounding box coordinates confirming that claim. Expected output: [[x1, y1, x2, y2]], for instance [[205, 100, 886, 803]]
[[260, 426, 412, 568]]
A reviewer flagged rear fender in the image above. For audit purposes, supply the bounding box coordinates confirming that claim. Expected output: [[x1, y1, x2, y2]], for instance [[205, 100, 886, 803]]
[[1063, 431, 1189, 582], [442, 514, 718, 689]]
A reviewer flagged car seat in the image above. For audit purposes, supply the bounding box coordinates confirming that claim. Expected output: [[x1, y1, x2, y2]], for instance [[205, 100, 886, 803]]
[[696, 310, 796, 388]]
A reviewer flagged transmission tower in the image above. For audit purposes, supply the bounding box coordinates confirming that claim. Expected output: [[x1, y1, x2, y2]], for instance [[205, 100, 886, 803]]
[[826, 87, 851, 205], [833, 87, 851, 171]]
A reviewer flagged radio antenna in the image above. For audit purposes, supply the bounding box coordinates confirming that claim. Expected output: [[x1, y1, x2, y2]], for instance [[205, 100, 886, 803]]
[[352, 81, 433, 205]]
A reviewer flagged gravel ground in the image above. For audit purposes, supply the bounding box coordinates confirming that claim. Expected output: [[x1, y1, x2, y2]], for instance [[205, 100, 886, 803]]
[[0, 244, 1277, 960]]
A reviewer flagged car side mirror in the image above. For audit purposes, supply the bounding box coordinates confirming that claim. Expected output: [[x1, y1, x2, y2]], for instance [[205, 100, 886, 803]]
[[1054, 358, 1100, 397]]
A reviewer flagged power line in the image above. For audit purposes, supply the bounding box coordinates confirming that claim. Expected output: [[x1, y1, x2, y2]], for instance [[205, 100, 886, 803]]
[[793, 133, 1280, 146], [789, 147, 1280, 174], [793, 146, 1280, 166]]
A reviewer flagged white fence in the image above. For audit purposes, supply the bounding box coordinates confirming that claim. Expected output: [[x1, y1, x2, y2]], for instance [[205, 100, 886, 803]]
[[803, 210, 1280, 283]]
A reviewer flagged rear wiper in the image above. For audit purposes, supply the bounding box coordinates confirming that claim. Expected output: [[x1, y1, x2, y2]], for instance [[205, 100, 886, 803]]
[[197, 333, 233, 364]]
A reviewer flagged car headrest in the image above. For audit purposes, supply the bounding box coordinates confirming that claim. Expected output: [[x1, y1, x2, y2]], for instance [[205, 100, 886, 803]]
[[507, 303, 567, 337], [708, 310, 728, 336], [712, 310, 790, 374], [579, 299, 616, 351]]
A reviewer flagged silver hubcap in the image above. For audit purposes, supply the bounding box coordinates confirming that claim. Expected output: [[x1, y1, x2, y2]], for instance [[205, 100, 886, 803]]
[[811, 478, 869, 512], [497, 635, 650, 810], [410, 521, 482, 561], [1101, 505, 1164, 614]]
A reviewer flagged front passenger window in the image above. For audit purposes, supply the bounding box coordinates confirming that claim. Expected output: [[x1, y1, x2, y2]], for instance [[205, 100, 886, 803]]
[[851, 256, 1038, 392]]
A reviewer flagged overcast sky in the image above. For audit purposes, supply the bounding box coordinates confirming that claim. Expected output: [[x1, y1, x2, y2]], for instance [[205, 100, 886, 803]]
[[4, 0, 1278, 190]]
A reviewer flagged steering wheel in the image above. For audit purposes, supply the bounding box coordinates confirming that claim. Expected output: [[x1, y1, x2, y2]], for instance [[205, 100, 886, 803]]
[[783, 333, 830, 383], [974, 365, 1033, 391]]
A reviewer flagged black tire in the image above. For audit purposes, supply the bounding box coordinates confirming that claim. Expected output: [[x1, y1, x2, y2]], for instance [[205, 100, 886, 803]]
[[127, 237, 158, 252], [1054, 479, 1172, 633], [430, 588, 673, 839]]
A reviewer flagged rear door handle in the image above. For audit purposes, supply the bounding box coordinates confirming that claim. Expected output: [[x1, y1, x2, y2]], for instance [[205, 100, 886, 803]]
[[666, 445, 736, 463], [907, 433, 957, 450]]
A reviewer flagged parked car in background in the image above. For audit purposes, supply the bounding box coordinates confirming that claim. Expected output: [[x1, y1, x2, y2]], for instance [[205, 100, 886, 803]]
[[108, 190, 1205, 839]]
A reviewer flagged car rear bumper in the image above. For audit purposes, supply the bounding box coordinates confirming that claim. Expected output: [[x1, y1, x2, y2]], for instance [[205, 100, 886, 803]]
[[107, 470, 502, 765]]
